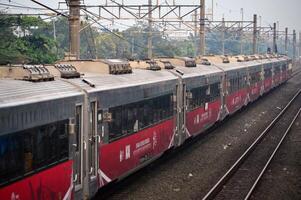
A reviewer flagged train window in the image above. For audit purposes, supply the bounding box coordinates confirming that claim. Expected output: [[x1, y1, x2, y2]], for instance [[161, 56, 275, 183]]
[[274, 65, 281, 73], [228, 74, 247, 93], [264, 68, 272, 78], [109, 106, 123, 140], [189, 86, 207, 110], [75, 106, 82, 152], [0, 133, 23, 183], [108, 94, 173, 142], [188, 83, 220, 111], [0, 120, 69, 186], [250, 71, 261, 85], [209, 83, 220, 101]]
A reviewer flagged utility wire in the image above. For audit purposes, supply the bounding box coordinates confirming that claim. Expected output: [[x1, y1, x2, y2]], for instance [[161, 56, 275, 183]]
[[30, 0, 68, 17], [82, 9, 149, 51], [0, 2, 47, 10]]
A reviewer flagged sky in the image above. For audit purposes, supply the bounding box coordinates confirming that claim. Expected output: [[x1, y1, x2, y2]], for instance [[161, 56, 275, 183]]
[[1, 0, 300, 33]]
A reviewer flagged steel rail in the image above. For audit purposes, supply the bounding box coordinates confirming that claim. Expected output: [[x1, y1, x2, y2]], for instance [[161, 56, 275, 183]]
[[244, 107, 301, 199], [202, 88, 301, 200]]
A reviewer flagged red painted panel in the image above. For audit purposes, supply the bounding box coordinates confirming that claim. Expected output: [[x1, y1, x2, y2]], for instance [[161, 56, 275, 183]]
[[281, 71, 288, 82], [273, 72, 282, 86], [98, 118, 174, 186], [264, 77, 273, 92], [225, 88, 249, 114], [186, 100, 221, 136], [0, 160, 73, 200], [249, 81, 263, 102]]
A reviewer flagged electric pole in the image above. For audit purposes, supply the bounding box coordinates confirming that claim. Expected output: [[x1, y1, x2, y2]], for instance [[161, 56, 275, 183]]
[[293, 29, 296, 65], [240, 8, 244, 54], [257, 15, 261, 53], [285, 27, 288, 55], [211, 0, 214, 21], [222, 17, 225, 55], [299, 32, 301, 60], [52, 19, 56, 41], [200, 0, 205, 56], [194, 10, 198, 57], [131, 37, 135, 58], [69, 0, 80, 59], [148, 0, 153, 59], [253, 14, 257, 54], [273, 22, 277, 53]]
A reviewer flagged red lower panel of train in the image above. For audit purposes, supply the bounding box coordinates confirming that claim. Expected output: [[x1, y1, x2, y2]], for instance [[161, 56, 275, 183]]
[[281, 71, 288, 82], [264, 77, 273, 92], [98, 118, 174, 187], [0, 161, 73, 200], [186, 100, 221, 136], [249, 81, 263, 102], [273, 72, 282, 86], [225, 88, 249, 114]]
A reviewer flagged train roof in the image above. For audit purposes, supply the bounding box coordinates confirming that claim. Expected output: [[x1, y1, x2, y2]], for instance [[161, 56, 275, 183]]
[[67, 68, 178, 92], [0, 79, 82, 108], [65, 68, 178, 108], [173, 64, 222, 78], [200, 55, 290, 72], [0, 55, 290, 108]]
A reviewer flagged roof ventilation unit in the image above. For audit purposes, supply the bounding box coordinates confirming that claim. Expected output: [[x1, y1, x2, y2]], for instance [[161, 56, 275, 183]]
[[243, 56, 250, 62], [146, 60, 161, 71], [55, 64, 81, 79], [183, 57, 197, 67], [222, 57, 230, 63], [250, 55, 257, 61], [236, 56, 243, 62], [160, 60, 175, 69], [200, 58, 211, 65], [23, 65, 54, 82], [102, 59, 132, 74]]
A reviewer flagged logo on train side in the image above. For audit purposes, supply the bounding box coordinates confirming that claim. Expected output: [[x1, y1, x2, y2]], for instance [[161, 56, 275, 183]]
[[232, 96, 241, 105], [251, 87, 258, 95], [194, 110, 212, 125], [11, 193, 20, 200], [125, 145, 131, 160], [119, 149, 124, 162], [153, 131, 157, 149], [119, 145, 131, 162]]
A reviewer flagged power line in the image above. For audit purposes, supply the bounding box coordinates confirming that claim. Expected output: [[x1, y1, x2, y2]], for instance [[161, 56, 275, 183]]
[[0, 2, 48, 11], [82, 9, 149, 51], [30, 0, 68, 17]]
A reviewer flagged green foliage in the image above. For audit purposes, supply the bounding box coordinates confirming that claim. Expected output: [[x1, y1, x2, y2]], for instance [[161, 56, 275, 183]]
[[0, 14, 57, 64]]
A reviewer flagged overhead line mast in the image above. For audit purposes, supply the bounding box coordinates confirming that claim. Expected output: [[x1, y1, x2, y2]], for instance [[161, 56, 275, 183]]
[[148, 0, 153, 59], [200, 0, 205, 56], [68, 0, 81, 60]]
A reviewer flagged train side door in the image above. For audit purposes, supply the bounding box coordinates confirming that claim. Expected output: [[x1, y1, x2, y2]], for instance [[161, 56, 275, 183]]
[[89, 101, 98, 180], [221, 73, 228, 118], [175, 82, 186, 146], [74, 105, 83, 191]]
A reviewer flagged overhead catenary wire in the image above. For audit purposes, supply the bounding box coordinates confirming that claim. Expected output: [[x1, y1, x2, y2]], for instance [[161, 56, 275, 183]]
[[0, 2, 48, 10], [82, 9, 149, 52]]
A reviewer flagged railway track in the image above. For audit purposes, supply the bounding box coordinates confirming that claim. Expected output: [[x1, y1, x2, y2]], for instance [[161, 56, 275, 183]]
[[202, 89, 301, 200]]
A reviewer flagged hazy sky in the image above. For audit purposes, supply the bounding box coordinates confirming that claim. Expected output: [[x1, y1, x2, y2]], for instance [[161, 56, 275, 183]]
[[212, 0, 301, 32], [2, 0, 301, 33]]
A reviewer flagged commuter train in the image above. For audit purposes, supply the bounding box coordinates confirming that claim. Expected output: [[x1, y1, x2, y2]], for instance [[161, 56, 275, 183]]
[[0, 54, 292, 199]]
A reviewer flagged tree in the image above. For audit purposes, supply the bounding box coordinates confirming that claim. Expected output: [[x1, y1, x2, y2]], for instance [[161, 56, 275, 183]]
[[0, 13, 57, 64]]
